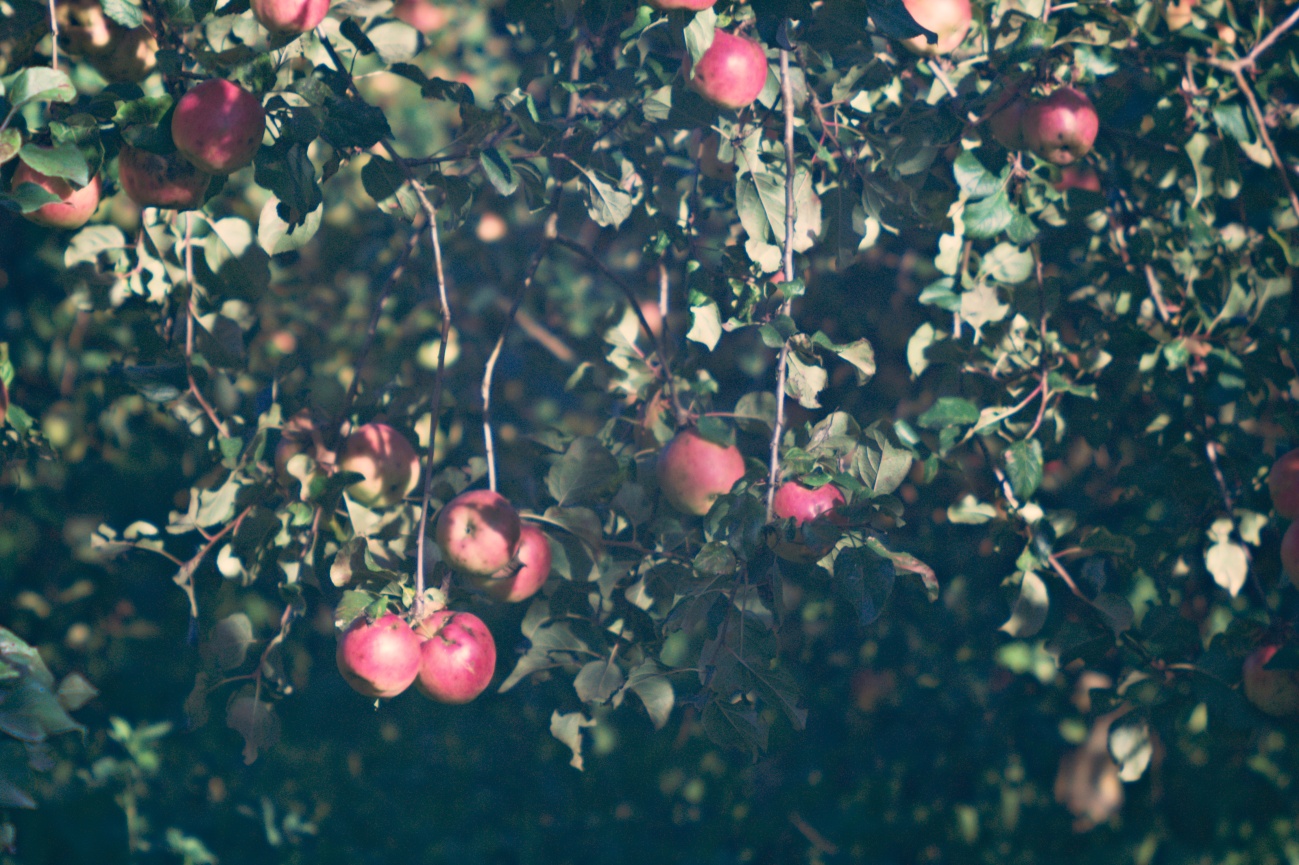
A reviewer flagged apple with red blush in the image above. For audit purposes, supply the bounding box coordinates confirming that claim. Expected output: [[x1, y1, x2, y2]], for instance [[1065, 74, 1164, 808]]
[[336, 613, 422, 699], [337, 422, 421, 509], [656, 428, 746, 517], [10, 158, 102, 229], [414, 610, 497, 704], [688, 31, 769, 111], [473, 523, 552, 603], [435, 489, 522, 575], [171, 79, 266, 175], [117, 144, 212, 210]]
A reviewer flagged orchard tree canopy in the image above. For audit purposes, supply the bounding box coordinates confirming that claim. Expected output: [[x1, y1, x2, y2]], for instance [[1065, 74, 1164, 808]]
[[1, 0, 1299, 861]]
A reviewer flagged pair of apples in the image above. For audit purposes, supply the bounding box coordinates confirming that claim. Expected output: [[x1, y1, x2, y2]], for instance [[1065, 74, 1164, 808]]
[[337, 609, 497, 704]]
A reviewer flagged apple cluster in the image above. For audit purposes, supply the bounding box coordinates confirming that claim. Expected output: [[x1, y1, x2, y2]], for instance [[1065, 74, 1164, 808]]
[[989, 87, 1100, 166]]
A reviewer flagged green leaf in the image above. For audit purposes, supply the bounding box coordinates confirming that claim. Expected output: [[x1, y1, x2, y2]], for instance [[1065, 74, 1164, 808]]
[[701, 700, 768, 755], [864, 536, 939, 600], [573, 659, 624, 705], [200, 613, 254, 671], [785, 353, 826, 409], [683, 7, 717, 66], [101, 0, 146, 28], [694, 541, 737, 577], [0, 129, 20, 166], [569, 161, 633, 229], [1004, 439, 1044, 501], [626, 662, 674, 729], [478, 147, 518, 196], [686, 300, 722, 350], [856, 434, 912, 498], [999, 570, 1048, 638], [916, 397, 980, 429], [964, 188, 1014, 239], [979, 242, 1034, 284], [953, 151, 1004, 199], [550, 710, 595, 770], [546, 437, 619, 506], [834, 547, 896, 625], [7, 67, 76, 108], [321, 97, 393, 151]]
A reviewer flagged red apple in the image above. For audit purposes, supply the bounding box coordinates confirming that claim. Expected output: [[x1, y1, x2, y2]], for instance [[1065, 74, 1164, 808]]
[[435, 489, 522, 575], [772, 481, 847, 525], [900, 0, 972, 56], [1282, 521, 1299, 591], [171, 80, 265, 175], [1021, 86, 1099, 166], [11, 161, 101, 229], [988, 99, 1026, 149], [252, 0, 330, 33], [336, 613, 422, 699], [692, 131, 736, 181], [117, 144, 212, 210], [337, 422, 420, 508], [414, 610, 496, 704], [1053, 166, 1102, 193], [656, 428, 746, 516], [688, 31, 769, 111], [474, 523, 552, 603], [648, 0, 715, 9], [1269, 448, 1299, 520], [392, 0, 449, 32], [1243, 645, 1299, 717]]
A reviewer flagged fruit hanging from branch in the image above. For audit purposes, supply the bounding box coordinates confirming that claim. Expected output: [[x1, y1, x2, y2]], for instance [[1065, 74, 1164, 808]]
[[251, 0, 331, 34], [1243, 646, 1299, 717], [335, 613, 423, 699], [116, 144, 212, 210], [1269, 448, 1299, 520], [768, 481, 847, 562], [10, 160, 101, 229], [337, 423, 421, 509], [435, 489, 522, 575], [688, 31, 769, 111], [414, 611, 497, 704], [656, 428, 746, 517], [473, 523, 552, 603], [171, 79, 266, 174], [899, 0, 973, 56], [1021, 86, 1099, 166]]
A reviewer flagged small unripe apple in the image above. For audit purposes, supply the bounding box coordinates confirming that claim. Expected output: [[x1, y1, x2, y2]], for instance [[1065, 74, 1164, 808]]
[[1268, 448, 1299, 520], [647, 0, 715, 9], [89, 25, 158, 82], [435, 489, 522, 575], [1053, 166, 1102, 193], [414, 610, 497, 704], [252, 0, 330, 33], [171, 80, 265, 175], [474, 523, 552, 603], [692, 131, 736, 181], [656, 428, 746, 516], [117, 144, 212, 210], [1021, 87, 1099, 166], [1243, 645, 1299, 717], [900, 0, 972, 56], [336, 613, 422, 699], [337, 422, 421, 508], [987, 99, 1026, 149], [1282, 521, 1299, 591], [10, 161, 101, 229], [688, 31, 769, 111]]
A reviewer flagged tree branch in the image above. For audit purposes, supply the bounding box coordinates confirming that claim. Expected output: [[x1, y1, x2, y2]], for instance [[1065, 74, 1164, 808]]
[[766, 43, 798, 521]]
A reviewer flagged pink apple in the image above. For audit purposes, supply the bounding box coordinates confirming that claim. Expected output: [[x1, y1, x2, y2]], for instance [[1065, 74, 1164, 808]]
[[772, 481, 847, 525], [11, 160, 101, 229], [656, 428, 746, 516], [117, 144, 212, 210], [474, 523, 552, 603], [252, 0, 330, 33], [900, 0, 972, 56], [335, 613, 422, 699], [1021, 87, 1099, 166], [648, 0, 715, 9], [1243, 645, 1299, 717], [392, 0, 449, 32], [1282, 521, 1299, 591], [1269, 448, 1299, 520], [414, 610, 496, 704], [435, 489, 522, 575], [688, 31, 769, 111], [171, 80, 265, 175], [769, 481, 847, 562], [1053, 166, 1102, 193], [337, 422, 421, 508]]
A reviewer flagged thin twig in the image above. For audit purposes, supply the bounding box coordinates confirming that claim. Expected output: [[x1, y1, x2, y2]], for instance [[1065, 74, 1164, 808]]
[[179, 212, 229, 437], [46, 0, 59, 71], [551, 236, 665, 362], [765, 45, 798, 521], [1230, 65, 1299, 224]]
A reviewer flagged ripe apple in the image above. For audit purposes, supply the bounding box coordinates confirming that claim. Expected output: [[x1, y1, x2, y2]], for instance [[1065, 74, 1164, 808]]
[[1268, 448, 1299, 520], [1053, 166, 1102, 193], [688, 31, 769, 111], [252, 0, 330, 33], [773, 480, 847, 525], [769, 480, 847, 562], [337, 422, 421, 508], [274, 409, 336, 491], [1243, 645, 1299, 717], [474, 523, 552, 603], [117, 144, 212, 210], [987, 99, 1026, 149], [656, 428, 746, 516], [10, 161, 101, 229], [692, 131, 736, 182], [1021, 87, 1099, 166], [171, 80, 266, 175], [900, 0, 972, 56], [335, 613, 422, 699], [414, 610, 497, 704], [90, 25, 158, 82], [648, 0, 715, 9], [435, 489, 522, 575], [1282, 521, 1299, 590], [392, 0, 449, 32]]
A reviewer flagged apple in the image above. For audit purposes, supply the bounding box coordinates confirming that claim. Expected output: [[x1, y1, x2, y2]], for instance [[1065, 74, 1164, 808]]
[[1282, 521, 1299, 590], [692, 131, 736, 182], [337, 422, 421, 508], [772, 480, 847, 525], [89, 25, 158, 82], [171, 80, 266, 175], [987, 99, 1026, 149], [1053, 166, 1102, 193], [252, 0, 330, 33], [10, 161, 101, 229], [1021, 86, 1099, 166], [656, 428, 746, 516], [474, 523, 552, 603], [648, 0, 715, 9], [274, 410, 335, 491], [414, 610, 497, 704], [55, 0, 113, 56], [688, 31, 769, 111], [335, 613, 422, 699], [435, 489, 522, 575], [769, 480, 847, 562], [900, 0, 972, 56], [117, 144, 212, 210], [1243, 645, 1299, 717], [1268, 448, 1299, 520], [392, 0, 449, 32]]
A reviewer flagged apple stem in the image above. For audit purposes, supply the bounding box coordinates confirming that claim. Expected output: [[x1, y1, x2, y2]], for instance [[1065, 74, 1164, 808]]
[[765, 41, 799, 522]]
